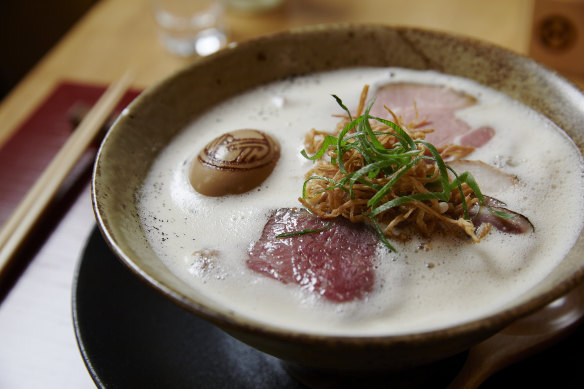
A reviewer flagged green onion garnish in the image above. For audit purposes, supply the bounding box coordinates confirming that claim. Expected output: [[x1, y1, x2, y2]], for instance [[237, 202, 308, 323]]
[[296, 94, 514, 251]]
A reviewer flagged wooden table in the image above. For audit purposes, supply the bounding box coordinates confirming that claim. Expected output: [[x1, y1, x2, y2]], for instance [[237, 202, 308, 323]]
[[0, 0, 581, 387]]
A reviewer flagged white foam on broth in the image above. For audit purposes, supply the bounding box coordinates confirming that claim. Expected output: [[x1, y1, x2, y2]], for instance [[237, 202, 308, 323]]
[[137, 68, 584, 335]]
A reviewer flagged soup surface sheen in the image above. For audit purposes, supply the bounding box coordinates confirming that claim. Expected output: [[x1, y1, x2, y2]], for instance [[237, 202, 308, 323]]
[[138, 68, 584, 335]]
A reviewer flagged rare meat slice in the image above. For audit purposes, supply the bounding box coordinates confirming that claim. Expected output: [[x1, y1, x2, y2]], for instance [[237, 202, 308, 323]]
[[370, 83, 495, 148], [247, 208, 378, 302]]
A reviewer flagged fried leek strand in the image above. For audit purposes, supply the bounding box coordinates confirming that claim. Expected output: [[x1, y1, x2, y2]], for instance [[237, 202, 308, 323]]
[[300, 86, 507, 251]]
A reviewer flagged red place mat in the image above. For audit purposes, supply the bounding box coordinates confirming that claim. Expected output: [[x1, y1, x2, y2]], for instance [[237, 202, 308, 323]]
[[0, 81, 142, 226]]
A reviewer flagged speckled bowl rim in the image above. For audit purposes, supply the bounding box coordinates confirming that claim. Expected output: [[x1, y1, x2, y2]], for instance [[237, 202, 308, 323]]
[[93, 24, 584, 363]]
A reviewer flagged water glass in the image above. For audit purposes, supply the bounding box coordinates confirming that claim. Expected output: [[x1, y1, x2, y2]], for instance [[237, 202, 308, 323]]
[[151, 0, 228, 57]]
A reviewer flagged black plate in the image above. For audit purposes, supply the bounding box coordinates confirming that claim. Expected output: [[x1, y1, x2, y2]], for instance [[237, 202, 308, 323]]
[[73, 226, 584, 388]]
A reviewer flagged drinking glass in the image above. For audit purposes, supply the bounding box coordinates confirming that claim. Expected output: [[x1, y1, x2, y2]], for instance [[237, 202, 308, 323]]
[[151, 0, 228, 57]]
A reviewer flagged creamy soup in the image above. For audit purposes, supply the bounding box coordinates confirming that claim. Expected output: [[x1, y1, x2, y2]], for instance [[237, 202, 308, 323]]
[[137, 68, 584, 335]]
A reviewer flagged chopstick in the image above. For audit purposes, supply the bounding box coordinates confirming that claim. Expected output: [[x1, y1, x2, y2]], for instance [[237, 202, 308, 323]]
[[0, 71, 134, 280]]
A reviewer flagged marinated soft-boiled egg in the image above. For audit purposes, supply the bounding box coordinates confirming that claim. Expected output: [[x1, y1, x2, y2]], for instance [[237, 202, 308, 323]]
[[189, 129, 280, 196]]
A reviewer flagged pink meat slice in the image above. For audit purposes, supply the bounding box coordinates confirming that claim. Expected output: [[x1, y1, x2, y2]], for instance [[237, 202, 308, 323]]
[[459, 126, 496, 148], [247, 208, 377, 302], [369, 83, 495, 147]]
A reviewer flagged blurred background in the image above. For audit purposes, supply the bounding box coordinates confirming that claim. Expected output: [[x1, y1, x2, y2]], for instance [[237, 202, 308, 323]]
[[0, 0, 581, 102], [0, 0, 99, 100]]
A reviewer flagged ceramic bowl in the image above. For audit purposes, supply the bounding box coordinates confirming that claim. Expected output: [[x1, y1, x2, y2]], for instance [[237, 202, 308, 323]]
[[92, 24, 584, 372]]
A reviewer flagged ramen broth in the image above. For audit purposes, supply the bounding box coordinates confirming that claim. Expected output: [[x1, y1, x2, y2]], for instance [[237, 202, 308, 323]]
[[137, 68, 584, 335]]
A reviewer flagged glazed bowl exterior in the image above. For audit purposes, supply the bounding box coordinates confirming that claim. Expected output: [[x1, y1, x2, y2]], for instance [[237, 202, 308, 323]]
[[92, 24, 584, 371]]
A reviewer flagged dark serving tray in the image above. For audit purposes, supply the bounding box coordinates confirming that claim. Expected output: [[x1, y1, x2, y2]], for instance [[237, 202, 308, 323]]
[[72, 226, 583, 388]]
